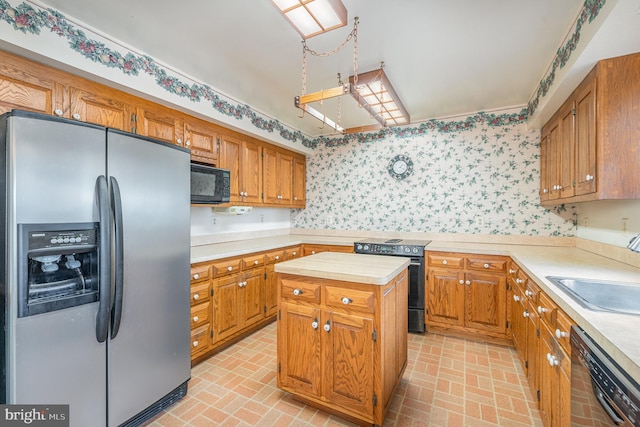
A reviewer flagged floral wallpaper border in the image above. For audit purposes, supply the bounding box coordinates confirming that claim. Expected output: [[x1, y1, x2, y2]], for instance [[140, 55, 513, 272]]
[[0, 0, 605, 148]]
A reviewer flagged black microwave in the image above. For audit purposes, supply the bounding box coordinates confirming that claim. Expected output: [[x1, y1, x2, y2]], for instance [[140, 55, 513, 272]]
[[190, 163, 231, 204]]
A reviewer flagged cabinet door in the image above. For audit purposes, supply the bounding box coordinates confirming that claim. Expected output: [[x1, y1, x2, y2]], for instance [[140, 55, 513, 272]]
[[185, 119, 219, 165], [69, 86, 133, 131], [539, 131, 550, 201], [574, 76, 596, 196], [510, 286, 528, 370], [324, 311, 374, 419], [278, 303, 322, 398], [546, 119, 561, 201], [242, 268, 265, 328], [293, 156, 306, 207], [559, 101, 575, 199], [219, 134, 242, 202], [539, 324, 555, 427], [264, 265, 278, 317], [427, 269, 465, 327], [263, 146, 280, 204], [212, 274, 242, 343], [464, 272, 506, 335], [278, 151, 293, 204], [0, 60, 65, 116], [526, 304, 540, 403], [135, 105, 183, 145], [557, 360, 571, 427], [241, 139, 263, 204]]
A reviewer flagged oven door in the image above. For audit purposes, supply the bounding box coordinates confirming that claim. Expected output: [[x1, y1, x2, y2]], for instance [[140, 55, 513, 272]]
[[406, 257, 425, 333]]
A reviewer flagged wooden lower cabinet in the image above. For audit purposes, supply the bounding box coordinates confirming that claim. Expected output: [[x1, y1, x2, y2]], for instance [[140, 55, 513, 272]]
[[537, 293, 573, 427], [426, 252, 508, 338], [212, 265, 266, 344], [189, 263, 212, 359], [190, 245, 303, 364], [277, 270, 408, 426], [509, 260, 575, 427]]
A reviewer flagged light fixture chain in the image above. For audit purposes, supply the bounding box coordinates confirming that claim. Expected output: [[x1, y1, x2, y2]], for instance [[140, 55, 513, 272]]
[[353, 19, 358, 88], [302, 17, 358, 57], [301, 41, 307, 95]]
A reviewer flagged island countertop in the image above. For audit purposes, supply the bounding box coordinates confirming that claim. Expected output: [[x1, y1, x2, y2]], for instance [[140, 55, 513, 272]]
[[274, 251, 410, 285]]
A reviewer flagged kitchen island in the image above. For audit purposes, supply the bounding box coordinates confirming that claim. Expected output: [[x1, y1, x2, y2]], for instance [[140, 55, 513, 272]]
[[274, 252, 409, 426]]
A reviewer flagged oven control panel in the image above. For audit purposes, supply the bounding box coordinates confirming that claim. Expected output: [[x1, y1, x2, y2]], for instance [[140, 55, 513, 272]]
[[354, 242, 424, 256]]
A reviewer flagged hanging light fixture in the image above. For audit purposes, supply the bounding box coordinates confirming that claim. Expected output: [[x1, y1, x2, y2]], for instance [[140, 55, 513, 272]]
[[349, 63, 410, 129], [271, 0, 348, 39]]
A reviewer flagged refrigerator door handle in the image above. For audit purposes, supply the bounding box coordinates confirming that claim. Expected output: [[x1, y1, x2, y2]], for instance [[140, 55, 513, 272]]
[[110, 176, 124, 339], [96, 175, 111, 343]]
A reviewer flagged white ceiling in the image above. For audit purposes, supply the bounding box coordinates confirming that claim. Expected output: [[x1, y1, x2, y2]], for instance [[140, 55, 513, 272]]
[[35, 0, 640, 137]]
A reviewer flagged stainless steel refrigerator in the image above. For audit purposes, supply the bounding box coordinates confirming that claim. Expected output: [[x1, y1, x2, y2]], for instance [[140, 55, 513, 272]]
[[0, 110, 191, 426]]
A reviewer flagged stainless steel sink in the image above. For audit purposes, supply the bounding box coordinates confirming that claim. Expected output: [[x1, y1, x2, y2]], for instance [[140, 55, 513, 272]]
[[546, 276, 640, 315]]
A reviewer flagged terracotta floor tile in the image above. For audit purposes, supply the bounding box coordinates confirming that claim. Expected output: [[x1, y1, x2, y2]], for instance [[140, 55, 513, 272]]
[[148, 323, 542, 426]]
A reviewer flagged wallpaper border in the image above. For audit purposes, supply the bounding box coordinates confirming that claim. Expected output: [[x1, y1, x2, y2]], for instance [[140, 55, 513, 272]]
[[0, 0, 606, 148]]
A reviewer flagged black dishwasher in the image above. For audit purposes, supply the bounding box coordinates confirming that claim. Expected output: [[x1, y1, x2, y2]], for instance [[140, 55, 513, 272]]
[[571, 326, 640, 426]]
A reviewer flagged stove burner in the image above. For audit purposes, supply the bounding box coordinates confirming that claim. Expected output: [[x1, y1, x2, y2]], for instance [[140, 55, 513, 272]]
[[385, 239, 402, 243]]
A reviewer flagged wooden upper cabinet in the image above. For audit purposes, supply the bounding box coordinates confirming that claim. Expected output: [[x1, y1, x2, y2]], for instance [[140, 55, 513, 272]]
[[292, 155, 306, 207], [541, 52, 640, 204], [0, 51, 65, 116], [264, 146, 293, 205], [185, 118, 219, 165], [218, 133, 262, 204], [69, 84, 133, 132], [0, 49, 306, 209], [574, 73, 596, 197], [135, 104, 184, 146], [539, 132, 549, 202], [558, 101, 575, 199]]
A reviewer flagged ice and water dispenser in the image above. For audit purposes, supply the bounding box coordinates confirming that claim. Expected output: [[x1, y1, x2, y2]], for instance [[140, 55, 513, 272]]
[[17, 223, 100, 317]]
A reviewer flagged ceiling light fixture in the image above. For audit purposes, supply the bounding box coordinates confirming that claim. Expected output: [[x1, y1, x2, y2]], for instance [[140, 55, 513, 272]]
[[271, 0, 348, 39]]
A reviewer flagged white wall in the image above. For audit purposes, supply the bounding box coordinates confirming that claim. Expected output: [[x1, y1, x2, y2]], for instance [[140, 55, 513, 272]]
[[575, 200, 640, 247], [190, 206, 290, 236]]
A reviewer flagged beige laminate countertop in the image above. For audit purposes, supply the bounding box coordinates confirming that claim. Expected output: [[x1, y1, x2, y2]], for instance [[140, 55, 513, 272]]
[[191, 235, 640, 383], [274, 251, 410, 285]]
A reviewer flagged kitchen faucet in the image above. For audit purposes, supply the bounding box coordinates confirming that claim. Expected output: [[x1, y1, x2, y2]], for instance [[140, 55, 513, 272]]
[[628, 234, 640, 253]]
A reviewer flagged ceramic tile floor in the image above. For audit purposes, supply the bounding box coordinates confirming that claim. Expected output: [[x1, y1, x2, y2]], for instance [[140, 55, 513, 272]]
[[146, 322, 543, 426]]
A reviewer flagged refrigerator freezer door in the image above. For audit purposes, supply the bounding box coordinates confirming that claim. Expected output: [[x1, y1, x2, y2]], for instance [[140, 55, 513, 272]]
[[7, 113, 107, 426], [105, 130, 190, 426]]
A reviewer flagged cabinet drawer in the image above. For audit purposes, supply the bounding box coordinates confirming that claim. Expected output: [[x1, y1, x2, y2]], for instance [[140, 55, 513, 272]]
[[265, 250, 284, 264], [190, 324, 210, 356], [325, 287, 375, 314], [514, 270, 529, 291], [427, 252, 464, 268], [555, 309, 573, 354], [466, 256, 507, 273], [280, 277, 321, 304], [212, 258, 242, 277], [284, 246, 302, 260], [191, 281, 210, 306], [190, 301, 210, 328], [243, 253, 265, 269], [190, 264, 210, 283], [524, 280, 540, 304], [537, 292, 557, 327]]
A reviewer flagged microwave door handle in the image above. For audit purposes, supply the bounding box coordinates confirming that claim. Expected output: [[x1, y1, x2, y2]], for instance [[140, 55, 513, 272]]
[[591, 378, 625, 425], [95, 176, 111, 343], [109, 176, 124, 340]]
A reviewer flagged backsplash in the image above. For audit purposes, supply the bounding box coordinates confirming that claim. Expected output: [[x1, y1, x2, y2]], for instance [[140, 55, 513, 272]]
[[291, 110, 576, 236]]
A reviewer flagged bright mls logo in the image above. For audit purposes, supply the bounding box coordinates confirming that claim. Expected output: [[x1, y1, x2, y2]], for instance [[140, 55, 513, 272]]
[[0, 405, 69, 426]]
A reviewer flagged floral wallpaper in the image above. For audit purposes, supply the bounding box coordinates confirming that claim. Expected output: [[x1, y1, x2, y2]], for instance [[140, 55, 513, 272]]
[[291, 113, 576, 236]]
